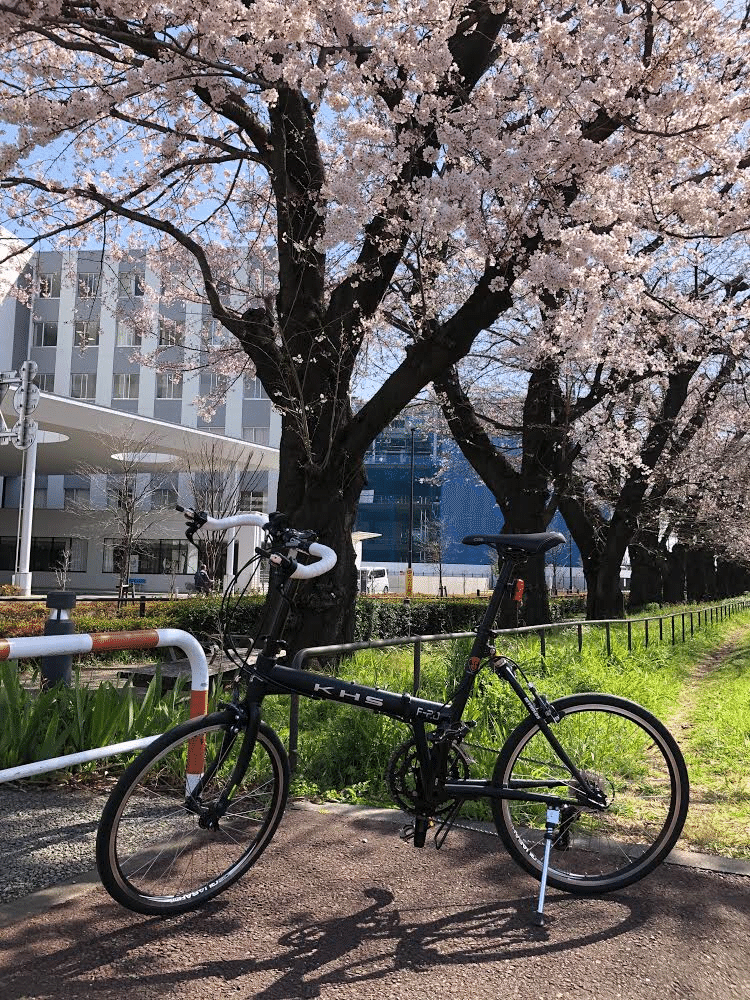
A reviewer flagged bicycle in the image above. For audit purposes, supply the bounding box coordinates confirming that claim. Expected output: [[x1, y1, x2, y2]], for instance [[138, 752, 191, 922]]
[[95, 509, 689, 925]]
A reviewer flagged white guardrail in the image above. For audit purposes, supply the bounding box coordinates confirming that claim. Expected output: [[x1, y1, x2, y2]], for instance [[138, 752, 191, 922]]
[[0, 628, 210, 784]]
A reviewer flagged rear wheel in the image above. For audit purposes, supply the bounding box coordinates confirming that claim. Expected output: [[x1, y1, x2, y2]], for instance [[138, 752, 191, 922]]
[[96, 712, 289, 914], [491, 694, 688, 894]]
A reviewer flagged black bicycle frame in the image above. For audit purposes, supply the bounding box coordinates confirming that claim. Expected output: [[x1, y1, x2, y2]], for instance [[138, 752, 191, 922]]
[[236, 555, 595, 817]]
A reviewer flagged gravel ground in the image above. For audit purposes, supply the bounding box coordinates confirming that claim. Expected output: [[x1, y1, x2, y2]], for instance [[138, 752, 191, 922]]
[[0, 784, 110, 904]]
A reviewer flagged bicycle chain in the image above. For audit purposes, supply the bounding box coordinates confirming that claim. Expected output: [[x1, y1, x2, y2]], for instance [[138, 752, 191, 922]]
[[441, 740, 502, 839]]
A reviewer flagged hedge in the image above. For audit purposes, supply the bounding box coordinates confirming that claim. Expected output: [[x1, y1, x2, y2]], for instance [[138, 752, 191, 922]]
[[1, 592, 585, 650]]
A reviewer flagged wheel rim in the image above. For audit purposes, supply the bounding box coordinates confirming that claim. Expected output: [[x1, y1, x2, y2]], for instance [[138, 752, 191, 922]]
[[500, 704, 683, 887], [109, 724, 283, 905]]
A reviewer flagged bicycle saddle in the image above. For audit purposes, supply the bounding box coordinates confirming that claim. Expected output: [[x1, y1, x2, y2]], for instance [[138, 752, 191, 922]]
[[462, 531, 566, 555]]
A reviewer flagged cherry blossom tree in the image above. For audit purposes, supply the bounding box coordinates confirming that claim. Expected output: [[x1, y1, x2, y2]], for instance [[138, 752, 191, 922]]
[[1, 1, 748, 644]]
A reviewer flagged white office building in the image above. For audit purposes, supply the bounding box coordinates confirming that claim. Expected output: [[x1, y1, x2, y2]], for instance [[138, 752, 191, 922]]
[[0, 243, 280, 595]]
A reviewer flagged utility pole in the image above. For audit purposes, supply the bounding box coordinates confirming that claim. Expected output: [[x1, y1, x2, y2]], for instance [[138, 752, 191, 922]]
[[406, 426, 415, 599], [1, 360, 40, 596], [568, 532, 573, 591]]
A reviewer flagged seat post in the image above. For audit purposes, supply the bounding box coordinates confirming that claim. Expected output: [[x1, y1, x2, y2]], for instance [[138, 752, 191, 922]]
[[468, 554, 517, 662]]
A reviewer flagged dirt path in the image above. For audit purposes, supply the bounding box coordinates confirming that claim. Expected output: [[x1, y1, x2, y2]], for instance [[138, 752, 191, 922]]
[[665, 624, 750, 857]]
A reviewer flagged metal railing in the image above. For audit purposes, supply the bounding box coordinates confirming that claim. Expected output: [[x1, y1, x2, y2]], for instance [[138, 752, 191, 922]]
[[3, 598, 747, 781], [285, 597, 750, 770], [0, 628, 210, 785]]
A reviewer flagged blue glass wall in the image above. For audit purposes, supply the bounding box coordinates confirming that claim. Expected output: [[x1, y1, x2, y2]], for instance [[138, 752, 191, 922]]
[[356, 428, 581, 569]]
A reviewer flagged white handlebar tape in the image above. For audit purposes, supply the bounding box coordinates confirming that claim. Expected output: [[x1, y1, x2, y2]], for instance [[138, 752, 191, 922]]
[[191, 512, 337, 580], [291, 542, 338, 580]]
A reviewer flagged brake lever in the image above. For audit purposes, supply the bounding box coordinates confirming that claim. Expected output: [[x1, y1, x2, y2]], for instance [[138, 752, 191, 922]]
[[175, 504, 208, 543]]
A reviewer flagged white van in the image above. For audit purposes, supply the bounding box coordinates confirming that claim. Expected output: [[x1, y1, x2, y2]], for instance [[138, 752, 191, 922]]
[[360, 567, 390, 594]]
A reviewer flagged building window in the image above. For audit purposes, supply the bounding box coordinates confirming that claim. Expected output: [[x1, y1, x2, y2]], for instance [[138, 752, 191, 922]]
[[155, 374, 182, 399], [242, 426, 269, 446], [151, 488, 178, 510], [107, 484, 134, 510], [115, 321, 142, 348], [39, 271, 61, 298], [32, 321, 58, 347], [118, 272, 146, 298], [239, 490, 265, 512], [64, 487, 89, 509], [201, 371, 229, 396], [158, 317, 184, 347], [74, 320, 100, 348], [243, 375, 266, 399], [70, 372, 97, 399], [35, 373, 55, 392], [33, 487, 47, 509], [21, 536, 88, 573], [112, 373, 139, 399], [103, 537, 188, 575], [77, 271, 100, 299], [203, 320, 227, 347]]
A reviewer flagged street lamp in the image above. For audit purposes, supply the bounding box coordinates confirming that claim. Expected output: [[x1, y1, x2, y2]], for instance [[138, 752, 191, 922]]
[[568, 532, 573, 591], [406, 426, 415, 598]]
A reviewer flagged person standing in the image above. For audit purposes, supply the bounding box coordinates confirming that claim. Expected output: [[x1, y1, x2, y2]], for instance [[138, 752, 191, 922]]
[[194, 563, 213, 594]]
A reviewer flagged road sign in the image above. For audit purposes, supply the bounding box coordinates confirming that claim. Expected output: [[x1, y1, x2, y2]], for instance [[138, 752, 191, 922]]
[[13, 382, 40, 414], [12, 418, 37, 450]]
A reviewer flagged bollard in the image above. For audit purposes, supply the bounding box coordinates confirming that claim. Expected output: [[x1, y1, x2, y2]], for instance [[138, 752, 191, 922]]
[[41, 591, 77, 688]]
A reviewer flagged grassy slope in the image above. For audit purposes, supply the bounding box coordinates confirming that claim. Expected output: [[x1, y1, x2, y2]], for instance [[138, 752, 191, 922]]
[[676, 629, 750, 857]]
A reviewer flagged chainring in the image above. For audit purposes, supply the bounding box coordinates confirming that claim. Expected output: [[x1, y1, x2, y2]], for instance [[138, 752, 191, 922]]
[[386, 737, 471, 817]]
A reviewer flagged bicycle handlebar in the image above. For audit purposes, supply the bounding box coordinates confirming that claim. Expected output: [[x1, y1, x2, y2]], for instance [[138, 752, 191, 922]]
[[176, 506, 337, 581]]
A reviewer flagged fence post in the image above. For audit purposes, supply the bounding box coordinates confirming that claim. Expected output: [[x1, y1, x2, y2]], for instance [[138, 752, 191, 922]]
[[671, 615, 676, 645], [644, 619, 649, 648], [289, 694, 300, 774], [605, 623, 611, 657], [627, 620, 632, 652], [682, 613, 685, 642], [413, 638, 421, 695], [577, 623, 583, 654]]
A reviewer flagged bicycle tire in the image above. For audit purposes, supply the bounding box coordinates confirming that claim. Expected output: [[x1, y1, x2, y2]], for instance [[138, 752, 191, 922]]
[[491, 693, 689, 894], [96, 711, 289, 915]]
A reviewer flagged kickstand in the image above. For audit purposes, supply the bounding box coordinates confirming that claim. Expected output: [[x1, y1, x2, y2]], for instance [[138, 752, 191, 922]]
[[434, 801, 462, 850], [531, 806, 560, 927]]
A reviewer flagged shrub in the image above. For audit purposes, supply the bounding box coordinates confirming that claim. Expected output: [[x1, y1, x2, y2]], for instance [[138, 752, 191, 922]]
[[549, 595, 587, 621], [354, 598, 485, 641]]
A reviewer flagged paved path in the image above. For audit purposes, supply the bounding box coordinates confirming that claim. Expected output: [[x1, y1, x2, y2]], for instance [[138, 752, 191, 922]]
[[0, 801, 748, 1000]]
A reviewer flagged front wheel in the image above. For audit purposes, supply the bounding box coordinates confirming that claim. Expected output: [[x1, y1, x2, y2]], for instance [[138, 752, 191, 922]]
[[96, 712, 289, 914], [491, 694, 688, 894]]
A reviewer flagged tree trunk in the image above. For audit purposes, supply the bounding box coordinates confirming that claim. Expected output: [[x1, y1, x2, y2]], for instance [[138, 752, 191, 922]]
[[663, 544, 686, 604], [586, 556, 626, 620], [499, 495, 554, 627], [686, 547, 717, 602], [628, 526, 665, 609], [435, 364, 560, 626], [273, 417, 366, 658]]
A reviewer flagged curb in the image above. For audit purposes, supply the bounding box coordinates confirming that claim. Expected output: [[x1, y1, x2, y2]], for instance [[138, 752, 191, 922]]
[[293, 801, 750, 876], [1, 799, 747, 929]]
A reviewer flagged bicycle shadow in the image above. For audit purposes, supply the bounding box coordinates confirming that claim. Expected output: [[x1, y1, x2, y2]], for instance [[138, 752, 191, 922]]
[[196, 883, 645, 998]]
